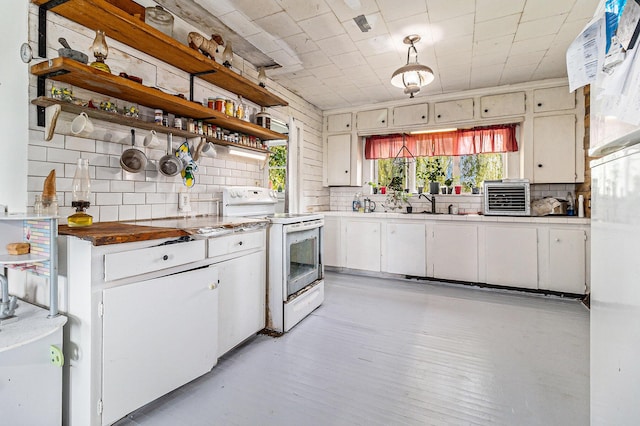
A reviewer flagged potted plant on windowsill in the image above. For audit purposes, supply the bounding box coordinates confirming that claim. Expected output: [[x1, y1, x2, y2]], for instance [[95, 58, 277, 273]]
[[426, 158, 445, 195], [444, 177, 453, 194], [367, 181, 379, 194]]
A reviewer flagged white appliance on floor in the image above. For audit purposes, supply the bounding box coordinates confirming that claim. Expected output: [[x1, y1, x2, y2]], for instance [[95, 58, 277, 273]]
[[583, 1, 640, 423], [221, 187, 324, 333]]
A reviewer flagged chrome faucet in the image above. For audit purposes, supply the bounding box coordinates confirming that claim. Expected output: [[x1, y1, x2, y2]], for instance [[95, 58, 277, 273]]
[[0, 274, 17, 320], [419, 193, 437, 214]]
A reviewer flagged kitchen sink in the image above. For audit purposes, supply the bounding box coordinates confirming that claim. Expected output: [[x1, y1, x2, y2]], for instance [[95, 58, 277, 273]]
[[403, 210, 443, 215]]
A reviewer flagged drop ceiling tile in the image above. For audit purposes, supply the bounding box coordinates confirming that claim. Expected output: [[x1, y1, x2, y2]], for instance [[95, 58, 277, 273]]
[[385, 13, 434, 47], [342, 13, 389, 42], [531, 55, 567, 79], [354, 35, 396, 56], [522, 0, 574, 22], [231, 0, 283, 20], [436, 50, 473, 68], [268, 49, 302, 67], [317, 34, 358, 56], [276, 0, 331, 21], [298, 50, 333, 68], [245, 32, 283, 54], [554, 19, 592, 44], [426, 0, 475, 22], [366, 52, 405, 69], [279, 33, 321, 54], [509, 35, 556, 55], [218, 11, 262, 37], [254, 11, 303, 39], [298, 12, 346, 41], [431, 14, 475, 40], [473, 34, 514, 56], [474, 14, 520, 41], [434, 34, 473, 57], [325, 0, 380, 22], [377, 0, 427, 23], [505, 50, 546, 67], [471, 51, 508, 67], [323, 75, 359, 88], [566, 0, 600, 22], [310, 63, 344, 79], [475, 0, 525, 23], [500, 64, 536, 84], [470, 64, 504, 88], [331, 51, 367, 69], [514, 15, 567, 41], [193, 0, 235, 15]]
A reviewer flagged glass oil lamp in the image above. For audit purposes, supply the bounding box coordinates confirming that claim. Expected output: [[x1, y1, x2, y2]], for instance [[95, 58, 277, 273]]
[[90, 30, 111, 73], [258, 67, 267, 87], [222, 41, 233, 68], [68, 158, 93, 227]]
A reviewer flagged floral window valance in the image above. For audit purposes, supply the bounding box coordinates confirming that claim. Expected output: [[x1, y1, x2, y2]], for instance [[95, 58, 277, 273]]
[[364, 124, 519, 159]]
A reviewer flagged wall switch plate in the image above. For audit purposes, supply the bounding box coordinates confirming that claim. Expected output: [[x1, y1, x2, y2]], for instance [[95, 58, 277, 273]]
[[178, 193, 191, 211]]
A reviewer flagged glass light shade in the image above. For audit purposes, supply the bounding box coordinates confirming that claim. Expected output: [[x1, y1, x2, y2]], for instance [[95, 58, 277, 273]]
[[391, 64, 434, 89], [222, 41, 233, 67], [72, 158, 91, 203], [91, 30, 109, 61], [258, 67, 267, 87]]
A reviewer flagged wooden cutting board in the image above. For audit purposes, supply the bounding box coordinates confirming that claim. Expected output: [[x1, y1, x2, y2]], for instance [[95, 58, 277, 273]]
[[58, 222, 188, 246]]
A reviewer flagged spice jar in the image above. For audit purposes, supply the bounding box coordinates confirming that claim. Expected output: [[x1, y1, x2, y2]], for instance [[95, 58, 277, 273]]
[[207, 98, 215, 109], [174, 117, 183, 129], [225, 99, 234, 116], [154, 109, 163, 125], [214, 98, 224, 112]]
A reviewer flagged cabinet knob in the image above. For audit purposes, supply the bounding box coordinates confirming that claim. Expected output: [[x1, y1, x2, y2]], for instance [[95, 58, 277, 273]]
[[381, 119, 385, 123], [437, 114, 441, 118], [484, 109, 489, 113], [538, 164, 543, 168], [555, 238, 560, 242], [238, 241, 243, 246], [208, 283, 217, 290], [421, 115, 426, 119], [346, 124, 350, 128], [345, 170, 348, 173], [537, 102, 543, 107], [162, 254, 169, 261]]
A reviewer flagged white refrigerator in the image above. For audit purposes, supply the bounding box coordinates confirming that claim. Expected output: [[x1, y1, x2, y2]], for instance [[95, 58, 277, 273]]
[[587, 1, 640, 423]]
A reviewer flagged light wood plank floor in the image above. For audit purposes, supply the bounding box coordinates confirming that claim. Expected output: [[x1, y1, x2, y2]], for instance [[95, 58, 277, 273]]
[[115, 272, 589, 426]]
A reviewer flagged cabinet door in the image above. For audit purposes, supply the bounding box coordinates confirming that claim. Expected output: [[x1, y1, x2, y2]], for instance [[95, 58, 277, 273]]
[[356, 108, 388, 130], [326, 113, 352, 132], [383, 222, 426, 276], [327, 134, 352, 186], [485, 226, 538, 289], [546, 229, 586, 294], [344, 219, 381, 272], [393, 103, 429, 127], [533, 86, 575, 113], [434, 99, 474, 123], [533, 114, 576, 183], [480, 92, 525, 118], [323, 216, 341, 267], [101, 266, 218, 425], [217, 250, 266, 357], [432, 223, 478, 282]]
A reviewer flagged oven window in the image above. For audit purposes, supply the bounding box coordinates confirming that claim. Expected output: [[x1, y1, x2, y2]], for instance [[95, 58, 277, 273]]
[[287, 229, 320, 296]]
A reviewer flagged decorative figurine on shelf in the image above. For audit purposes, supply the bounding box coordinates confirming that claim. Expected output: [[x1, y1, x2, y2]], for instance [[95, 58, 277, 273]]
[[222, 41, 233, 68], [187, 32, 224, 59], [90, 30, 111, 73]]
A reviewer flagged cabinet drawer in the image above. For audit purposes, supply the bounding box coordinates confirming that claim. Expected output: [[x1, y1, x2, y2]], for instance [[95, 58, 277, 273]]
[[533, 86, 575, 113], [356, 108, 388, 130], [104, 239, 206, 281], [393, 103, 429, 127], [208, 230, 265, 258], [326, 113, 352, 132]]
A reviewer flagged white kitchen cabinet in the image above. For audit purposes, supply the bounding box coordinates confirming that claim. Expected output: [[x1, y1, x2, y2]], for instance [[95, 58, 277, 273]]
[[484, 226, 538, 289], [392, 103, 429, 127], [326, 133, 362, 186], [431, 223, 478, 282], [101, 266, 218, 426], [383, 222, 426, 276], [323, 216, 342, 267], [480, 92, 525, 118], [434, 98, 474, 123], [344, 219, 381, 272], [533, 86, 575, 113], [356, 108, 388, 130], [216, 249, 266, 357], [541, 228, 587, 294], [533, 114, 577, 183], [326, 113, 352, 132]]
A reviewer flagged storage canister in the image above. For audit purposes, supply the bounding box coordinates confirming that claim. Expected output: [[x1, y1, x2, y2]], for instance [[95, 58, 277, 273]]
[[214, 98, 225, 112], [145, 6, 174, 37], [154, 109, 163, 124], [225, 99, 234, 116]]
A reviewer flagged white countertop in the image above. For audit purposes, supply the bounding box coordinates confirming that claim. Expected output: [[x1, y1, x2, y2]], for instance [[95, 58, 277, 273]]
[[320, 211, 590, 225], [0, 301, 67, 353]]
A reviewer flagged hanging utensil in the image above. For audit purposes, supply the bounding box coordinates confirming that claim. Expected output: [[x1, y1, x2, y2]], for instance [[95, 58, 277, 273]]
[[158, 133, 183, 177], [120, 129, 148, 173]]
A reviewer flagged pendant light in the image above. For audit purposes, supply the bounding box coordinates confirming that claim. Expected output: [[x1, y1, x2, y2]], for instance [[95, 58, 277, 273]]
[[391, 35, 434, 98]]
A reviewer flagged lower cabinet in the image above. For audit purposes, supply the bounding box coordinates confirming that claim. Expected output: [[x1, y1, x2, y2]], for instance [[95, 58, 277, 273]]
[[383, 222, 426, 276], [484, 226, 538, 289], [101, 266, 219, 426], [216, 250, 266, 357], [540, 228, 588, 294], [323, 216, 342, 267], [344, 219, 381, 272], [431, 223, 478, 282]]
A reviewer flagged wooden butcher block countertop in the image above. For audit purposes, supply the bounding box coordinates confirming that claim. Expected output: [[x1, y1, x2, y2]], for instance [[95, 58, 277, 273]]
[[58, 222, 188, 246]]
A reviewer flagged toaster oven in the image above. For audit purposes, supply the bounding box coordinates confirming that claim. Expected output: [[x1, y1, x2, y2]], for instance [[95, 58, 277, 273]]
[[483, 180, 531, 216]]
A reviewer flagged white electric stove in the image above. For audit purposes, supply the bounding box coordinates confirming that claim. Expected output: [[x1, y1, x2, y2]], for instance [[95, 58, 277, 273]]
[[221, 187, 324, 333]]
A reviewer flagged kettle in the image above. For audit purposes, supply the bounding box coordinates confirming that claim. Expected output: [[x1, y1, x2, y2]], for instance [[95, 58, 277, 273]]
[[364, 198, 376, 213]]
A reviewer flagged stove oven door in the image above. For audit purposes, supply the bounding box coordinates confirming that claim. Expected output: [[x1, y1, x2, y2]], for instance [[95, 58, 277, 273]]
[[285, 223, 322, 297]]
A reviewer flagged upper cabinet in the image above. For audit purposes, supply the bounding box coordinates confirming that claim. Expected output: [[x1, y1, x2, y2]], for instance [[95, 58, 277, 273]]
[[480, 92, 525, 118], [326, 113, 352, 133], [32, 0, 287, 108], [433, 99, 474, 123], [356, 108, 388, 130], [392, 103, 429, 127], [532, 114, 577, 183], [533, 87, 576, 113]]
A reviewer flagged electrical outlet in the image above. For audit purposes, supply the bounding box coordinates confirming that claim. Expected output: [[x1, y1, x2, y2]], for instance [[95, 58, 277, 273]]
[[178, 192, 191, 211]]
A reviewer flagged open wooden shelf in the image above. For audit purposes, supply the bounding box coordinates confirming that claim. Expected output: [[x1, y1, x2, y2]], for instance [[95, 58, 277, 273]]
[[30, 58, 287, 141], [32, 0, 288, 108], [32, 97, 272, 154]]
